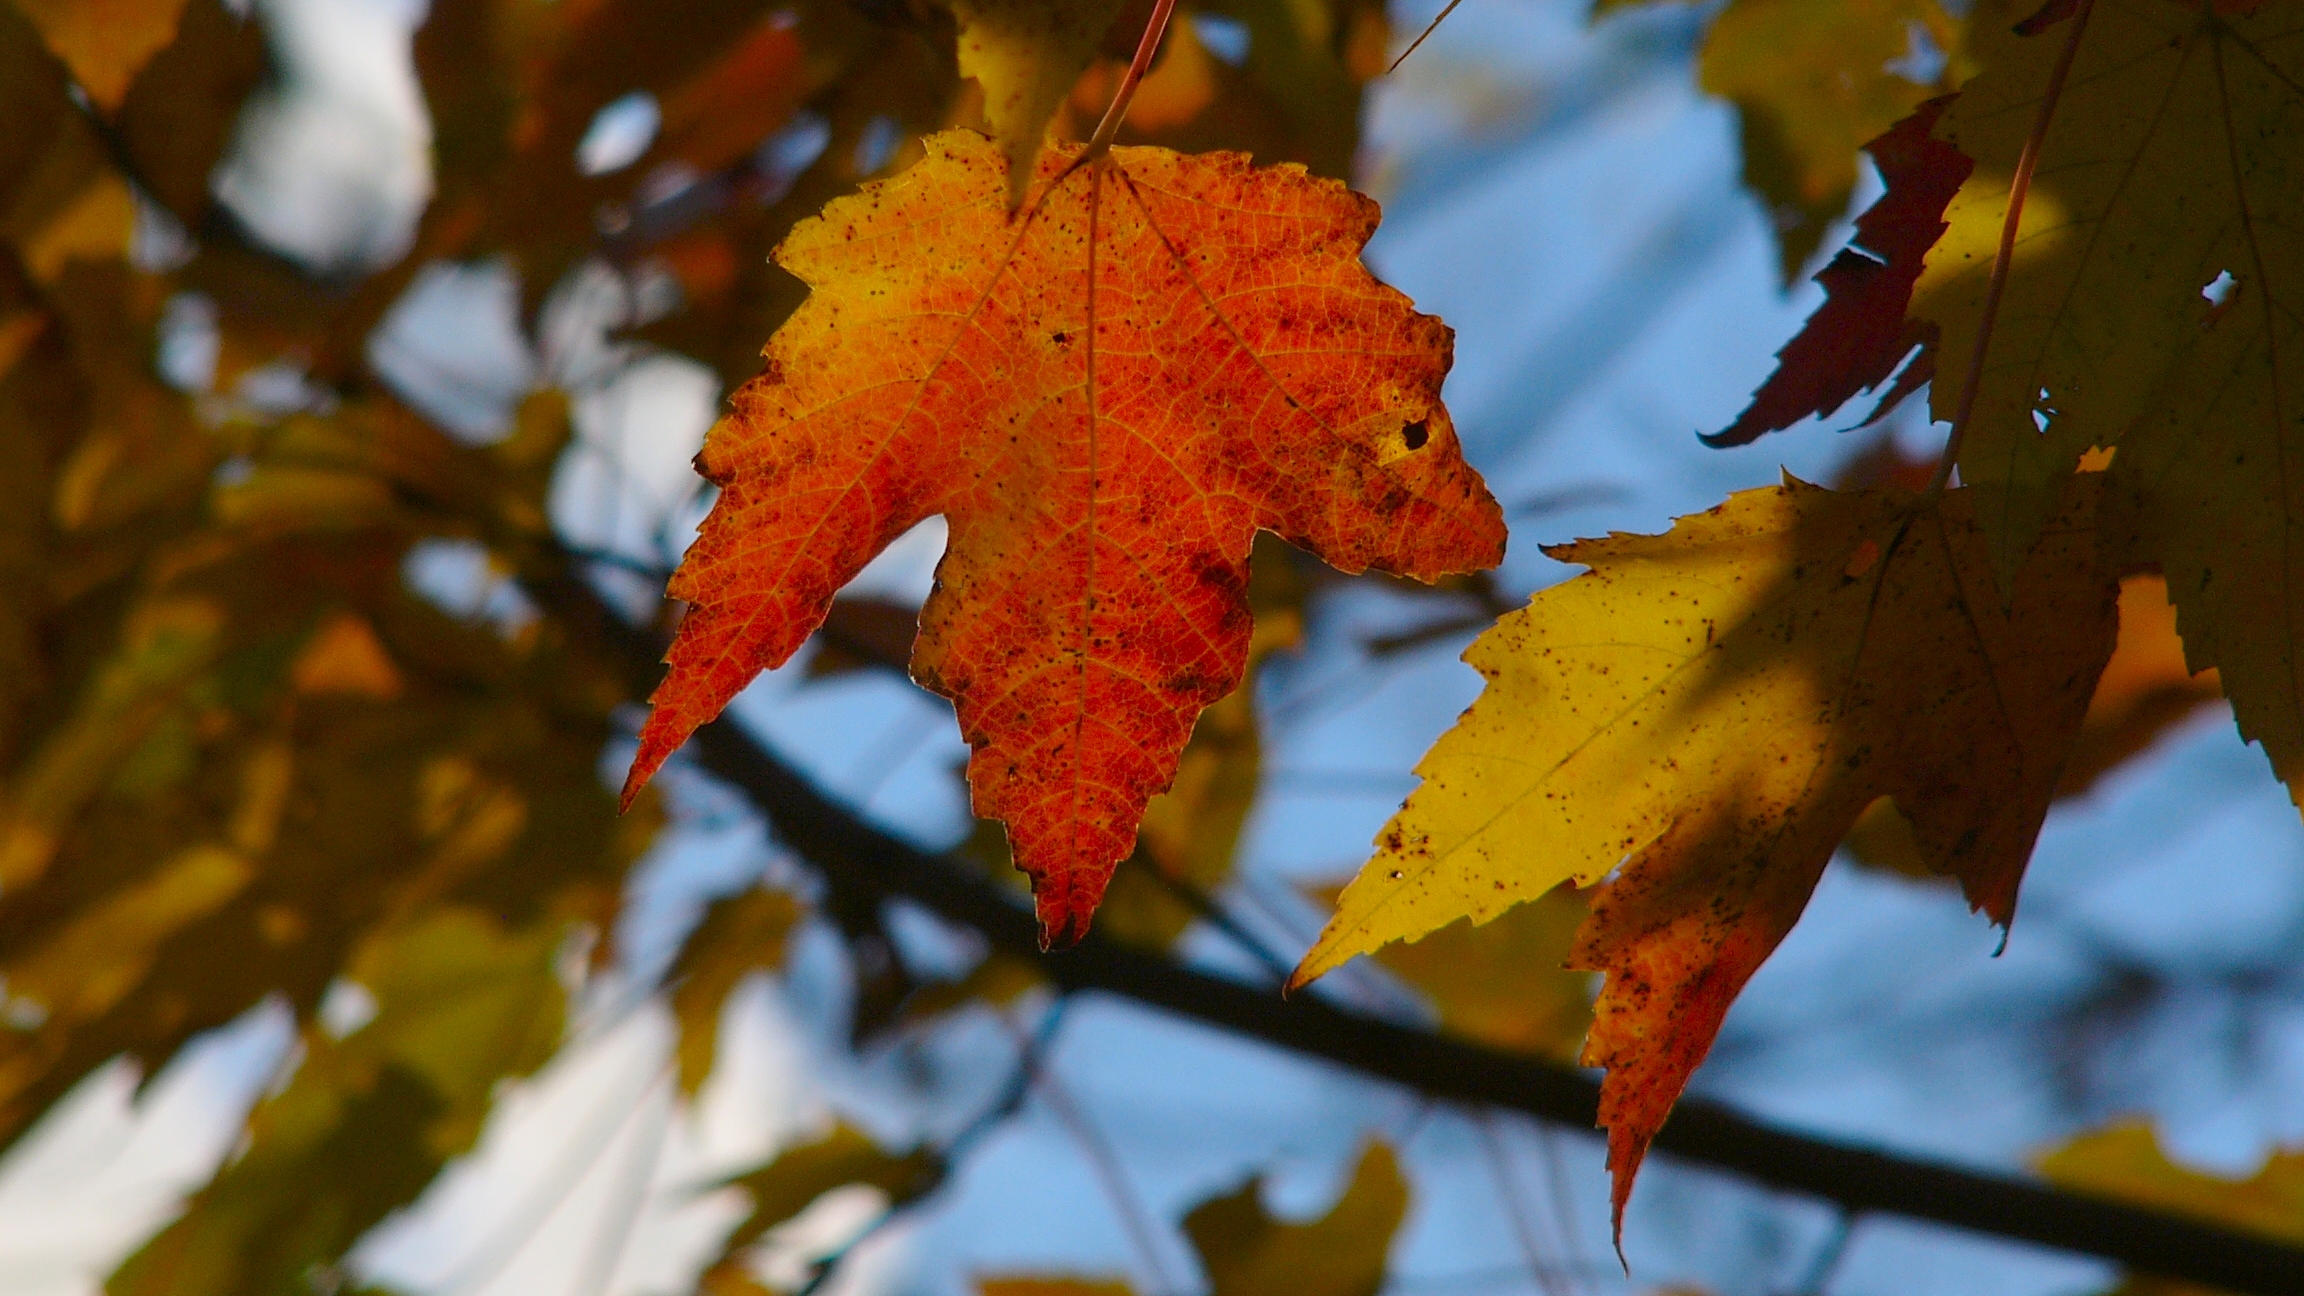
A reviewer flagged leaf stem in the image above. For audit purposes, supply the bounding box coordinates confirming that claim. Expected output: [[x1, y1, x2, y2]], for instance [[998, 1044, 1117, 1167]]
[[1928, 0, 2097, 496], [1082, 0, 1180, 162], [1388, 0, 1466, 75]]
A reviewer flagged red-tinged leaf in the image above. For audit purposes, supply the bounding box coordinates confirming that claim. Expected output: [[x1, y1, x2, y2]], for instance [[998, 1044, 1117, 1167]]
[[1705, 98, 1972, 447], [623, 132, 1504, 946]]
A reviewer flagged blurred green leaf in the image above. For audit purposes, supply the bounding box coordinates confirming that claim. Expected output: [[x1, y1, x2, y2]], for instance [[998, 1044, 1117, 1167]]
[[107, 907, 571, 1296], [1183, 1141, 1408, 1296], [668, 886, 803, 1094], [702, 1124, 944, 1284]]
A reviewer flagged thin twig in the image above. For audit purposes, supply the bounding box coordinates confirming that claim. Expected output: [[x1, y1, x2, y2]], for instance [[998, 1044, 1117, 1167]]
[[435, 1048, 666, 1296], [1792, 1212, 1859, 1296], [1133, 860, 1299, 983], [601, 660, 2304, 1294], [1388, 0, 1467, 74], [1928, 0, 2098, 494], [793, 997, 1075, 1296], [996, 1010, 1186, 1294], [1532, 1120, 1594, 1296], [1475, 1111, 1571, 1296], [570, 1073, 675, 1296]]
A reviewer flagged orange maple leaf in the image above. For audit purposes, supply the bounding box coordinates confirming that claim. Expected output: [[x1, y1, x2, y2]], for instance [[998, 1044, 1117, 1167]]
[[623, 131, 1505, 944]]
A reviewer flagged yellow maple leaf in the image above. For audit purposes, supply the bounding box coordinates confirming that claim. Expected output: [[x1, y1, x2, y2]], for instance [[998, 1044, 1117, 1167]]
[[1294, 479, 2116, 1226], [2041, 1122, 2304, 1251]]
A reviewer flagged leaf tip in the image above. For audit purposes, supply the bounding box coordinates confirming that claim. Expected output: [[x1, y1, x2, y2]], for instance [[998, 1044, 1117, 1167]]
[[1289, 928, 1357, 992], [1032, 878, 1097, 952], [1036, 908, 1088, 953], [622, 711, 688, 812], [618, 759, 657, 814], [1605, 1125, 1645, 1262]]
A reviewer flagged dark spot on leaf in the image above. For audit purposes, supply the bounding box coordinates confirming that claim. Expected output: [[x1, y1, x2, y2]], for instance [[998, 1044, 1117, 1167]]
[[1402, 420, 1429, 450]]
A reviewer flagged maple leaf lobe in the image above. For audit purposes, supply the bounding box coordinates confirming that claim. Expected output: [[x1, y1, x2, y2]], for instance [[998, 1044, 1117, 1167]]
[[625, 132, 1503, 944], [1709, 99, 1972, 447]]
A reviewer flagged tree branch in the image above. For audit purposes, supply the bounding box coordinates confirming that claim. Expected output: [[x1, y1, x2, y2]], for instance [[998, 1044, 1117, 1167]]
[[544, 572, 2304, 1295]]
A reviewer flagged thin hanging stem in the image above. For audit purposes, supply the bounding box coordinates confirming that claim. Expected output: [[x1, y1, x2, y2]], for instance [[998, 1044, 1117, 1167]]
[[1532, 1120, 1595, 1296], [1475, 1112, 1571, 1296], [570, 1074, 674, 1296], [1388, 0, 1466, 74], [793, 998, 1075, 1296], [1792, 1211, 1860, 1296], [995, 1010, 1183, 1294], [1133, 861, 1299, 983], [1082, 0, 1181, 162], [1928, 0, 2097, 494]]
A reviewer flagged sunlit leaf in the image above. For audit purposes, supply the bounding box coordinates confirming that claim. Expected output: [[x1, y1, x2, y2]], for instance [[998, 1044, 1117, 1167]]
[[1297, 480, 2116, 1227], [950, 0, 1130, 204], [624, 132, 1503, 945]]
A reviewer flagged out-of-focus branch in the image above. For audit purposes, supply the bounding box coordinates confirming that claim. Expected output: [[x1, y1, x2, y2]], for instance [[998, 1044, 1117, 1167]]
[[537, 570, 2304, 1296]]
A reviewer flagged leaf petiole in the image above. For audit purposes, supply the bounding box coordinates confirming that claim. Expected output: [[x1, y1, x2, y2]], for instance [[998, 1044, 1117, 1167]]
[[1078, 0, 1180, 164], [1928, 0, 2098, 496]]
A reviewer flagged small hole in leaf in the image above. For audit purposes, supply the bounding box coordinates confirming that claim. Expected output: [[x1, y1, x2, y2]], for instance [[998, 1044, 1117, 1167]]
[[1402, 420, 1429, 451], [2203, 270, 2239, 307], [2031, 387, 2061, 436]]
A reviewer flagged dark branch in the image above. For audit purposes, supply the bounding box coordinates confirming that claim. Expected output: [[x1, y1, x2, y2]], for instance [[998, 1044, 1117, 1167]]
[[541, 573, 2304, 1296]]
